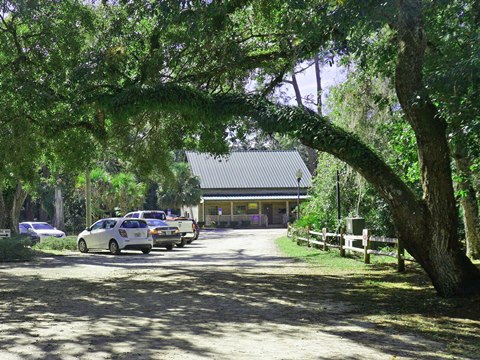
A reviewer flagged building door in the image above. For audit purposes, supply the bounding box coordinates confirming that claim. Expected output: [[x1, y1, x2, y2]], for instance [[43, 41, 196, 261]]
[[263, 203, 273, 226]]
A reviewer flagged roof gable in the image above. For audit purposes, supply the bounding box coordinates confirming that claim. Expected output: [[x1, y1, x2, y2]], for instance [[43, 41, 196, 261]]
[[186, 151, 312, 189]]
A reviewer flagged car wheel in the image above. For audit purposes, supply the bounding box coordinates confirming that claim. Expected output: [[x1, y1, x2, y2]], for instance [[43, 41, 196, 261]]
[[109, 240, 121, 255], [165, 244, 174, 251], [78, 239, 88, 253], [176, 238, 187, 248], [142, 246, 152, 254]]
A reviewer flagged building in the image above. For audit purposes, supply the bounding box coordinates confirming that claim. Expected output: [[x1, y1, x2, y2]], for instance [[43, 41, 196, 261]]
[[185, 150, 312, 227]]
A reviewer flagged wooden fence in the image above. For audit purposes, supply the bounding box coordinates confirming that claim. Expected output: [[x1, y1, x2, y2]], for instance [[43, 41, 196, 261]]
[[287, 224, 416, 272]]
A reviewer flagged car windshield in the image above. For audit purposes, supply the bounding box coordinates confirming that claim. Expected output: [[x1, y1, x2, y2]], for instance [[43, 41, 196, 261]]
[[120, 220, 148, 229], [32, 223, 54, 230], [146, 219, 168, 227], [143, 212, 166, 220]]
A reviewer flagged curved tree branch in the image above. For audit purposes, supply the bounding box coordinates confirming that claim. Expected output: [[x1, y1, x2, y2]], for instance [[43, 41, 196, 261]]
[[102, 83, 423, 225]]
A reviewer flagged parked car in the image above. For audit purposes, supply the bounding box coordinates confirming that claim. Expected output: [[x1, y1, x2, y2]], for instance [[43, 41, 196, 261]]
[[124, 210, 195, 247], [77, 218, 152, 255], [19, 222, 66, 243], [145, 219, 182, 250], [166, 216, 200, 242]]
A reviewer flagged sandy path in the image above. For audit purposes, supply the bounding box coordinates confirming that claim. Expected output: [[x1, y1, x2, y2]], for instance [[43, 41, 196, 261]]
[[0, 229, 450, 359]]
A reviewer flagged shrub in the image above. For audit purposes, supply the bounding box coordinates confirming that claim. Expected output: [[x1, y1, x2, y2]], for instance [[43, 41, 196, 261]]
[[0, 236, 36, 262], [33, 236, 78, 251], [230, 221, 239, 228]]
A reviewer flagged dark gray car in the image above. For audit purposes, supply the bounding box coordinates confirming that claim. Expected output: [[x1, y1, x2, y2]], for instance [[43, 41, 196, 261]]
[[146, 219, 182, 250]]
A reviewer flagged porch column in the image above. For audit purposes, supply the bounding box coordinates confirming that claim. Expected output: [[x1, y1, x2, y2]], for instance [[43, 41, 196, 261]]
[[259, 201, 262, 226], [230, 201, 234, 222], [286, 200, 289, 218]]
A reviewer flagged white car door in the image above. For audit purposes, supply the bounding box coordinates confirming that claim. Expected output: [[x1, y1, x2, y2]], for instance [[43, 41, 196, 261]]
[[98, 219, 118, 249], [87, 220, 105, 249]]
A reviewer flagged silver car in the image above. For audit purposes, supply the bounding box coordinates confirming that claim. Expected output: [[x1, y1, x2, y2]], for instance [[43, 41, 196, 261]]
[[19, 222, 66, 243]]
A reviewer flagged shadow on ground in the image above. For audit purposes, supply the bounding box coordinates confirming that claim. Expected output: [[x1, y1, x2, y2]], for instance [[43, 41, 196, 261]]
[[0, 230, 478, 359]]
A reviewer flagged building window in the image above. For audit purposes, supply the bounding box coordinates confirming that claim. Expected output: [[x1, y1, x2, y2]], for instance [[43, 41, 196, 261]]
[[247, 202, 258, 214], [207, 206, 218, 216], [235, 205, 247, 215]]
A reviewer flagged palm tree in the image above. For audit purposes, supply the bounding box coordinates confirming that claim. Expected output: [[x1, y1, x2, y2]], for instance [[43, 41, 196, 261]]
[[157, 163, 201, 215]]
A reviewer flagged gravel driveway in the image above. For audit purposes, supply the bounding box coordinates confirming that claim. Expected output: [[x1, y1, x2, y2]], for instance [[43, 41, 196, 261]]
[[0, 229, 449, 359]]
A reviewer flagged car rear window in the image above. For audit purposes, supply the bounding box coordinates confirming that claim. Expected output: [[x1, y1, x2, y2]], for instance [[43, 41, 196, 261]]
[[120, 220, 148, 229], [146, 219, 168, 227], [142, 212, 166, 220]]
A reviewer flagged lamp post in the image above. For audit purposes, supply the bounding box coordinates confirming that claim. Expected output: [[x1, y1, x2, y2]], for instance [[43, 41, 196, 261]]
[[295, 169, 303, 220]]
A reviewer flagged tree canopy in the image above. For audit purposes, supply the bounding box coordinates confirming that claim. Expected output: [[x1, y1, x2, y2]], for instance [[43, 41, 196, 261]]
[[1, 0, 480, 296]]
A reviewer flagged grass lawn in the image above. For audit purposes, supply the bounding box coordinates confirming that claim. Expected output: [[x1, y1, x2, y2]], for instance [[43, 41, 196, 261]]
[[32, 235, 78, 254], [276, 235, 480, 359]]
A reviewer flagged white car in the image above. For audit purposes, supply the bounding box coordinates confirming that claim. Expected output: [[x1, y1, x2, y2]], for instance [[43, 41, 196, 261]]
[[19, 222, 66, 242], [77, 218, 152, 255]]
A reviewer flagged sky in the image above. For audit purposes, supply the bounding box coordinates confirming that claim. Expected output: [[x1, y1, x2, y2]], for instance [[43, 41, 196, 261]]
[[281, 62, 348, 112]]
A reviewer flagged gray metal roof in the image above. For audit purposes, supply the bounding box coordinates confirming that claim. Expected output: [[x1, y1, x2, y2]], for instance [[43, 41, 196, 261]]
[[186, 151, 312, 189]]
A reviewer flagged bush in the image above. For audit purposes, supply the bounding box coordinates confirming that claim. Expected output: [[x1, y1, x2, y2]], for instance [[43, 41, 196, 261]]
[[0, 236, 36, 262], [33, 236, 78, 251]]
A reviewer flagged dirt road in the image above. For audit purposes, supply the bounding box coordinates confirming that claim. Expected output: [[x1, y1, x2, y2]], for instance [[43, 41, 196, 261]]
[[0, 229, 450, 359]]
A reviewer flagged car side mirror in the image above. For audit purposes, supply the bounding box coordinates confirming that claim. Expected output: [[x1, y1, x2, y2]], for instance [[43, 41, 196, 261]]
[[85, 226, 91, 231]]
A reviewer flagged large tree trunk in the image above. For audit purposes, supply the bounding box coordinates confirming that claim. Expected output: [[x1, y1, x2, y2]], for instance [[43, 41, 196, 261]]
[[0, 191, 6, 228], [10, 183, 28, 233], [53, 183, 65, 231], [85, 168, 92, 227], [451, 139, 480, 259], [392, 0, 480, 295]]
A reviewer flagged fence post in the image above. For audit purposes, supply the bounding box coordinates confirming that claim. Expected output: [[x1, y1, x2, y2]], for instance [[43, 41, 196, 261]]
[[322, 228, 327, 251], [397, 238, 405, 272], [363, 229, 371, 264], [306, 226, 310, 247], [339, 227, 345, 257]]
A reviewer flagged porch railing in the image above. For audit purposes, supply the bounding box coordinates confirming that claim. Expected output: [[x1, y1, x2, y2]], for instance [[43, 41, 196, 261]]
[[205, 214, 268, 227]]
